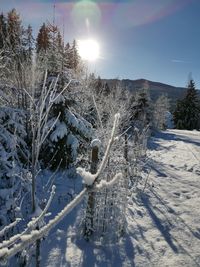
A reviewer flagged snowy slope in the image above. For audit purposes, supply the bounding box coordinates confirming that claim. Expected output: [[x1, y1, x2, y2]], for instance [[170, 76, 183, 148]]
[[39, 130, 200, 267]]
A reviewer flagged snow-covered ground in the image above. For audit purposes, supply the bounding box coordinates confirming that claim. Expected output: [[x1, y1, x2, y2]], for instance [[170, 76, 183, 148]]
[[39, 129, 200, 267]]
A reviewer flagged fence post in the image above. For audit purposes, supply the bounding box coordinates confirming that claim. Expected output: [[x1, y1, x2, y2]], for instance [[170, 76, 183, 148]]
[[35, 226, 40, 267], [124, 134, 128, 162], [124, 134, 128, 177], [84, 143, 99, 240]]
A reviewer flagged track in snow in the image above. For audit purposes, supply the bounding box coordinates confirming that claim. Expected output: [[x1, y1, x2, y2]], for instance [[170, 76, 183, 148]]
[[127, 129, 200, 267]]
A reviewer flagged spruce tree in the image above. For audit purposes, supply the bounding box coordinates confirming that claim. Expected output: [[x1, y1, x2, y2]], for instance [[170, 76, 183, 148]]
[[174, 79, 200, 130], [0, 13, 7, 49], [22, 24, 34, 62], [69, 39, 80, 70], [41, 77, 93, 170], [130, 88, 152, 131], [154, 94, 170, 130], [0, 107, 27, 230], [64, 42, 71, 69], [36, 23, 50, 53], [7, 9, 22, 54]]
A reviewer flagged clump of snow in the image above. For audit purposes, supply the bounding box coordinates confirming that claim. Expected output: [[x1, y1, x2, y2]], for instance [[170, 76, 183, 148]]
[[95, 173, 122, 189], [66, 110, 93, 139], [91, 139, 101, 148], [76, 167, 95, 186], [50, 121, 68, 142]]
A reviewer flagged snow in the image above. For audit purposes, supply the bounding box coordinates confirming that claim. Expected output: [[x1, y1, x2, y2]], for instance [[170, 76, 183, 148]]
[[67, 133, 79, 160], [66, 110, 93, 140], [0, 219, 21, 238], [0, 188, 87, 261], [95, 172, 122, 189], [76, 167, 95, 186], [44, 129, 200, 267], [1, 129, 200, 266], [91, 138, 101, 148], [50, 121, 68, 142]]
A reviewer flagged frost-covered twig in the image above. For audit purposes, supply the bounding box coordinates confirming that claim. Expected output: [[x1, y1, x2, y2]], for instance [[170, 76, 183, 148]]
[[116, 126, 132, 140], [27, 185, 56, 230], [39, 112, 61, 146], [0, 219, 21, 238], [51, 79, 72, 103], [28, 73, 71, 212], [95, 113, 120, 176], [44, 163, 62, 192], [92, 94, 103, 130], [0, 188, 87, 262]]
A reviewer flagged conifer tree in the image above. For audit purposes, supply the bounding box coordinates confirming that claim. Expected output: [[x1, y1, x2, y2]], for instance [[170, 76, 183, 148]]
[[36, 23, 50, 53], [22, 24, 34, 62], [154, 94, 170, 130], [7, 9, 22, 54], [0, 107, 27, 230], [69, 39, 80, 70], [64, 42, 71, 69], [0, 13, 7, 49], [130, 88, 152, 131], [174, 79, 200, 130], [41, 77, 93, 170]]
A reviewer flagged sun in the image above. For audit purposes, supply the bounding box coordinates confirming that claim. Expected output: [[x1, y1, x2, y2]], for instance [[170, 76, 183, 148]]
[[78, 39, 100, 62]]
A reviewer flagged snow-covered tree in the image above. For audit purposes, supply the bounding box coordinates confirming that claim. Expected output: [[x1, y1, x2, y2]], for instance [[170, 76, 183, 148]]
[[173, 79, 200, 130], [41, 74, 93, 170], [22, 24, 34, 62], [0, 107, 27, 234], [0, 13, 7, 50], [36, 23, 50, 54], [153, 94, 170, 130], [129, 87, 152, 131]]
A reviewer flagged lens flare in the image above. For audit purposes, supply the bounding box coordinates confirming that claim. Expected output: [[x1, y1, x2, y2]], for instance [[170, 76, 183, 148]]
[[71, 0, 101, 30]]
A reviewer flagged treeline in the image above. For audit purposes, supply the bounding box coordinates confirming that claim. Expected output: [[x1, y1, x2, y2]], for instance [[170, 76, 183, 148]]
[[0, 9, 81, 81]]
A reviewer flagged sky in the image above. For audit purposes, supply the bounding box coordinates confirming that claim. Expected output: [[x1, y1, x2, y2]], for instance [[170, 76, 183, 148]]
[[1, 0, 200, 88]]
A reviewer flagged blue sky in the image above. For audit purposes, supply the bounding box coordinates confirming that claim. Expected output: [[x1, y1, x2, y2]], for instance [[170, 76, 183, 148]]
[[1, 0, 200, 88]]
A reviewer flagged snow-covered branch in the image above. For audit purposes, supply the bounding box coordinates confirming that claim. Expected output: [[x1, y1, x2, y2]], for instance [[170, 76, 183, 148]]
[[0, 219, 21, 238], [0, 185, 56, 250], [0, 188, 87, 262], [27, 185, 56, 230]]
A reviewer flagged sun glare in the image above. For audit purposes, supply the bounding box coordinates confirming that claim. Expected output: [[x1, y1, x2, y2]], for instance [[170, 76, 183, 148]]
[[78, 39, 100, 62]]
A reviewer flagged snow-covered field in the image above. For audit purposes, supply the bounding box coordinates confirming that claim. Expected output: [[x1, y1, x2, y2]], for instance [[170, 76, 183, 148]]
[[39, 129, 200, 267]]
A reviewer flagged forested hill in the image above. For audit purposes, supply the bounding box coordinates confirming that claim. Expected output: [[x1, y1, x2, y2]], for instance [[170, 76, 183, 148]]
[[103, 78, 200, 111]]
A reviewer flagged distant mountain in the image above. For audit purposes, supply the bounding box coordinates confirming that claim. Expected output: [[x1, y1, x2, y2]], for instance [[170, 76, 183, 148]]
[[102, 78, 192, 111]]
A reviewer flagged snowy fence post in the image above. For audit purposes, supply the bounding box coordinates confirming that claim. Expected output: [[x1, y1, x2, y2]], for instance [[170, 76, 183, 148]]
[[124, 134, 128, 161], [91, 145, 99, 174], [124, 133, 129, 190], [124, 133, 130, 193], [36, 226, 40, 267], [84, 139, 100, 240], [124, 133, 128, 175]]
